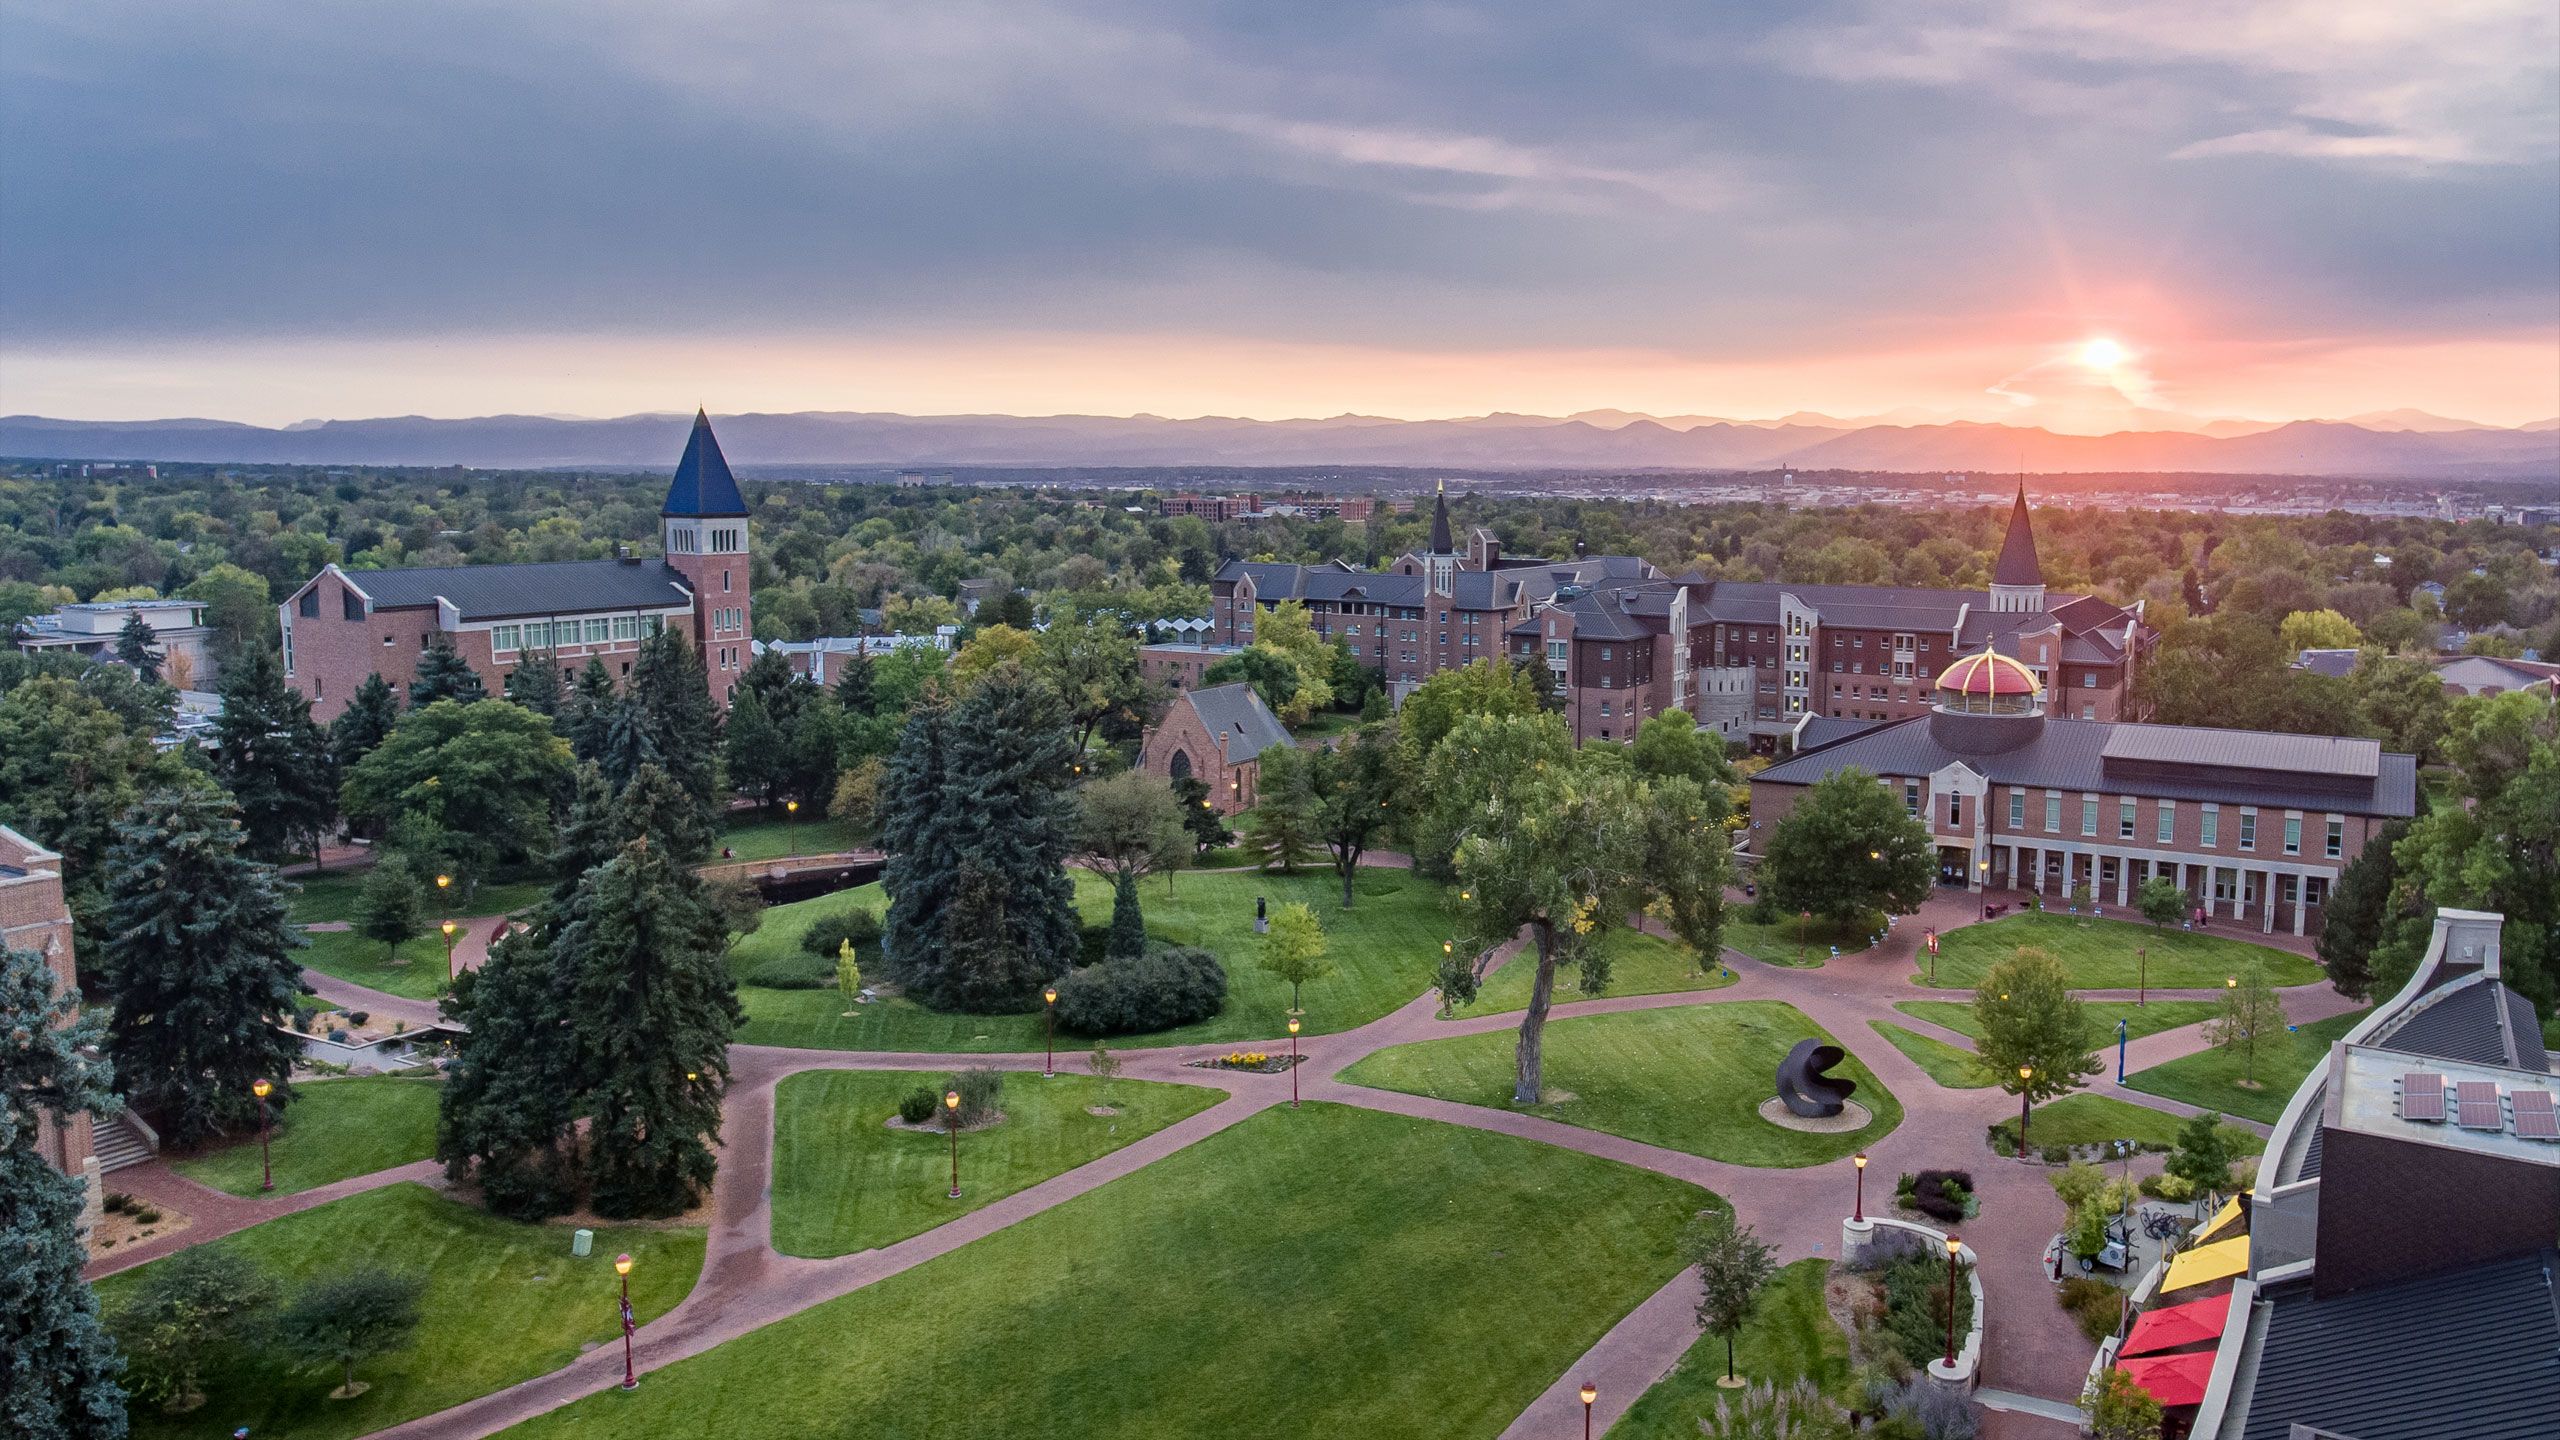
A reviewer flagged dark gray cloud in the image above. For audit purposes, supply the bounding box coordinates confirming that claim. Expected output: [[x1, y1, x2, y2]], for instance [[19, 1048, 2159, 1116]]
[[2, 0, 2551, 357]]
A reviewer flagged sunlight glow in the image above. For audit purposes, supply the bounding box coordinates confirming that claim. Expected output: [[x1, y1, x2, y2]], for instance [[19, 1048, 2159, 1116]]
[[2078, 337, 2129, 371]]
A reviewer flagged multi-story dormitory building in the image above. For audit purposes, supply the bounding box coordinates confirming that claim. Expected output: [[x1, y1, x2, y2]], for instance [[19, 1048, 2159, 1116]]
[[1193, 482, 2153, 747]]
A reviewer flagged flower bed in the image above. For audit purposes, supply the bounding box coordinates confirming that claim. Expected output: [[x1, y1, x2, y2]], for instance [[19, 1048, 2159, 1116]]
[[1187, 1050, 1303, 1074]]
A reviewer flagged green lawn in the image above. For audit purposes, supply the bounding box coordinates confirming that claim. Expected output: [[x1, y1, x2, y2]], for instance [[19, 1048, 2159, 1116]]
[[1446, 927, 1735, 1019], [1870, 1022, 1993, 1089], [296, 927, 462, 1000], [173, 1077, 440, 1196], [1898, 999, 2221, 1048], [717, 813, 864, 862], [507, 1105, 1708, 1440], [97, 1184, 703, 1440], [2125, 1009, 2368, 1125], [770, 1070, 1223, 1257], [1723, 911, 1874, 967], [2000, 1093, 2266, 1155], [1917, 913, 2321, 990], [735, 868, 1453, 1052], [1343, 1001, 1901, 1167], [287, 870, 549, 927], [1609, 1261, 1850, 1438]]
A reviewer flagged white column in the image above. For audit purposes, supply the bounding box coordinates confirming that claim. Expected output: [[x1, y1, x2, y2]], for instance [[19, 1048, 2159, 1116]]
[[2263, 869, 2277, 934], [2293, 876, 2308, 937], [2118, 857, 2133, 905]]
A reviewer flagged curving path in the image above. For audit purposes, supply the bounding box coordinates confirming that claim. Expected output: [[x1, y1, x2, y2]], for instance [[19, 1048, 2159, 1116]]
[[168, 881, 2337, 1440]]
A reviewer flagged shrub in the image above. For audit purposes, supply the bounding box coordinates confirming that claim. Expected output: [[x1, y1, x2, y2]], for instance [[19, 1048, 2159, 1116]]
[[1854, 1238, 1974, 1375], [137, 1206, 163, 1224], [946, 1067, 1004, 1126], [2138, 1172, 2197, 1202], [105, 1191, 135, 1215], [2041, 1143, 2072, 1164], [1700, 1379, 1852, 1440], [897, 1088, 939, 1125], [346, 1011, 370, 1027], [1906, 1169, 1974, 1223], [739, 951, 840, 989], [328, 1028, 351, 1044], [1077, 923, 1113, 969], [1053, 945, 1227, 1036], [2058, 1275, 2123, 1343], [1863, 1372, 1978, 1440], [798, 906, 883, 958]]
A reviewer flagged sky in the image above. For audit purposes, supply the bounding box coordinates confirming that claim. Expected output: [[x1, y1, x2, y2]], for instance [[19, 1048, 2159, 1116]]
[[3, 1, 2555, 430]]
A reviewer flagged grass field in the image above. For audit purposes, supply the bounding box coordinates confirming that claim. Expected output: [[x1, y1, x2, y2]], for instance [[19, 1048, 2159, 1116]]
[[1997, 1093, 2267, 1156], [1446, 927, 1735, 1019], [734, 868, 1452, 1052], [508, 1105, 1709, 1440], [2125, 1009, 2368, 1125], [287, 871, 549, 927], [97, 1184, 702, 1440], [1869, 1022, 1993, 1088], [1898, 999, 2222, 1049], [1916, 913, 2322, 990], [1343, 1001, 1901, 1167], [1723, 911, 1874, 967], [173, 1077, 440, 1196], [716, 813, 864, 862], [296, 927, 461, 999], [770, 1070, 1222, 1257], [1608, 1260, 1850, 1438]]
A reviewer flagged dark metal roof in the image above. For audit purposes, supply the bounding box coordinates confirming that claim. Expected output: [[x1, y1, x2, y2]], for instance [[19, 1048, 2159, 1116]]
[[2372, 978, 2552, 1073], [1993, 483, 2043, 587], [2102, 727, 2380, 780], [1753, 714, 2420, 817], [1183, 682, 1291, 765], [2238, 1248, 2560, 1440], [1428, 486, 1455, 553], [341, 559, 694, 621], [662, 410, 748, 517], [2296, 648, 2362, 679]]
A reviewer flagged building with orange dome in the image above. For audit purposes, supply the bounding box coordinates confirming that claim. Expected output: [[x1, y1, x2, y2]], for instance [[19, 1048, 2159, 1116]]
[[1746, 645, 2418, 937]]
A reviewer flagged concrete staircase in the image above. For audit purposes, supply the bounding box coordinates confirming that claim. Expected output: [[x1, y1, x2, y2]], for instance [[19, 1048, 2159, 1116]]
[[93, 1111, 157, 1172]]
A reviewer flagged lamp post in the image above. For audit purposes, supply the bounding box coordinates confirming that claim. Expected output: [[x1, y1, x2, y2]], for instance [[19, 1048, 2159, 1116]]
[[1943, 1235, 1962, 1368], [1579, 1381, 1596, 1440], [1799, 909, 1811, 964], [434, 873, 450, 910], [2117, 1017, 2129, 1083], [1852, 1151, 1868, 1223], [2137, 944, 2147, 1007], [1042, 986, 1058, 1078], [944, 1088, 963, 1199], [440, 919, 459, 982], [785, 798, 799, 857], [1287, 1015, 1301, 1109], [2017, 1066, 2033, 1153], [251, 1078, 274, 1192], [613, 1252, 637, 1391]]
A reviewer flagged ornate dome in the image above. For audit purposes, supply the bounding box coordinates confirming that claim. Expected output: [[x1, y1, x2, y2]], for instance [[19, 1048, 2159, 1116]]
[[1935, 649, 2041, 699]]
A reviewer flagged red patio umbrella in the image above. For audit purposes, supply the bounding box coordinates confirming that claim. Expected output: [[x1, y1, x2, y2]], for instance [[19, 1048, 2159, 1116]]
[[2119, 1292, 2232, 1358], [2117, 1350, 2215, 1409]]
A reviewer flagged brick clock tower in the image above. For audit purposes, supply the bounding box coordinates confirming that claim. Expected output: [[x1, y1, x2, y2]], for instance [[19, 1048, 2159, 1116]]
[[660, 410, 753, 706]]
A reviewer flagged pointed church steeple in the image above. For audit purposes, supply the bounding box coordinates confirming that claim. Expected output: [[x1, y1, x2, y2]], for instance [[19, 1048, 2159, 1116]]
[[663, 409, 748, 518], [1428, 478, 1455, 555], [1987, 482, 2047, 612]]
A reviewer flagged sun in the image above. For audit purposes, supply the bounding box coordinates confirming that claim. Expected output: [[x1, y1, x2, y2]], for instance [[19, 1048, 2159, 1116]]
[[2077, 337, 2128, 371]]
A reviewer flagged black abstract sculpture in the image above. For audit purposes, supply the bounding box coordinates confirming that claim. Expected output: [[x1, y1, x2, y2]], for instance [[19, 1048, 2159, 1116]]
[[1776, 1038, 1858, 1119]]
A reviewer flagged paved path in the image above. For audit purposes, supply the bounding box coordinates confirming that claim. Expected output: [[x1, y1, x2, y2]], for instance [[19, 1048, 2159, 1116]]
[[189, 878, 2339, 1440], [84, 1158, 446, 1281]]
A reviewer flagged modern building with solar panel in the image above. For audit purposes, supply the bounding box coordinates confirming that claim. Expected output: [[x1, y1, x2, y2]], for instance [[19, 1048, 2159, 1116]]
[[2108, 907, 2559, 1439], [1747, 646, 2420, 936]]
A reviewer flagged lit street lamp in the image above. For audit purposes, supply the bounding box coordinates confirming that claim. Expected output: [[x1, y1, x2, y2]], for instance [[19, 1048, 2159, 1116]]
[[944, 1088, 963, 1199], [1852, 1151, 1868, 1223], [251, 1078, 274, 1192], [785, 798, 800, 856], [440, 919, 459, 982], [1042, 985, 1058, 1078], [1287, 1015, 1301, 1109], [1579, 1381, 1597, 1440], [434, 873, 451, 906], [1943, 1235, 1962, 1368], [613, 1252, 637, 1391]]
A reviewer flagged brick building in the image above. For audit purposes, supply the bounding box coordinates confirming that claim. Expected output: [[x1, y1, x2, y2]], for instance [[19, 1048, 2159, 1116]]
[[2, 824, 102, 1231], [281, 411, 754, 720], [1748, 649, 2420, 935], [1137, 682, 1291, 815]]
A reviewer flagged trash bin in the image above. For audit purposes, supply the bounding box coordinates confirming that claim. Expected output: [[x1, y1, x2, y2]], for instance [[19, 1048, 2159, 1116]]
[[573, 1228, 593, 1258]]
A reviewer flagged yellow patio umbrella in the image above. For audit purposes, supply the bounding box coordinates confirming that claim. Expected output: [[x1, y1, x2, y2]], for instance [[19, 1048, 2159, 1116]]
[[2162, 1235, 2249, 1293], [2192, 1196, 2245, 1245]]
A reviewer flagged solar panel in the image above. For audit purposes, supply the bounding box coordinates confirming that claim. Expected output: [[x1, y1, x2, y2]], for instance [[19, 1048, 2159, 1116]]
[[2455, 1080, 2504, 1131], [2400, 1073, 2446, 1122], [2512, 1089, 2559, 1142]]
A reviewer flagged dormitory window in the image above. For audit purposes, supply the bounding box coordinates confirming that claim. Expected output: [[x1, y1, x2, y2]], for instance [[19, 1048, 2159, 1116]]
[[2008, 791, 2025, 828], [2044, 795, 2061, 833], [2239, 809, 2257, 851], [2083, 673, 2096, 688], [2283, 815, 2301, 856], [2201, 805, 2219, 847], [1904, 781, 1921, 817], [2326, 819, 2344, 859], [493, 625, 521, 653], [613, 615, 639, 641], [299, 590, 321, 618], [2081, 797, 2098, 837], [342, 591, 364, 621], [2119, 799, 2136, 840], [2158, 802, 2175, 845], [586, 618, 610, 644]]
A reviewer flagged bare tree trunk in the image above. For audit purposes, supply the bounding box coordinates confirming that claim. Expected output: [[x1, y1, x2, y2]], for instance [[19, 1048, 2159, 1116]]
[[1513, 920, 1558, 1105], [1340, 855, 1356, 910]]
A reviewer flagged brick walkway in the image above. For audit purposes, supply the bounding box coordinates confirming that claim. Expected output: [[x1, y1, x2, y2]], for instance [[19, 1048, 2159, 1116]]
[[174, 876, 2337, 1439]]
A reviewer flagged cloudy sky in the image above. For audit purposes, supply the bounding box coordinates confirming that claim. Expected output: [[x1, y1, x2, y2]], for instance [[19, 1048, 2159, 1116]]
[[4, 0, 2555, 427]]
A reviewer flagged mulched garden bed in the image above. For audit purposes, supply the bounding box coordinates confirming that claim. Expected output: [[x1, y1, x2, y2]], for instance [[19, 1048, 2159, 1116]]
[[1186, 1051, 1305, 1074]]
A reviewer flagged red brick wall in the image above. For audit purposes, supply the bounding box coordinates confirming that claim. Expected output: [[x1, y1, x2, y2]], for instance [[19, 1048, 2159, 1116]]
[[0, 832, 95, 1189], [287, 584, 442, 723], [1137, 696, 1262, 814], [666, 543, 751, 708]]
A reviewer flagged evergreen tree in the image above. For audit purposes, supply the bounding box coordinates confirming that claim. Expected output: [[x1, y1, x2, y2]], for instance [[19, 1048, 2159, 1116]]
[[559, 838, 742, 1217], [543, 764, 621, 908], [721, 687, 788, 808], [212, 647, 338, 861], [934, 669, 1082, 1000], [100, 789, 305, 1147], [832, 650, 876, 715], [565, 658, 619, 765], [879, 692, 959, 990], [936, 860, 1045, 1011], [1170, 776, 1227, 851], [623, 629, 723, 848], [738, 647, 806, 726], [2317, 818, 2410, 1001], [328, 673, 401, 776], [503, 649, 565, 719], [781, 694, 845, 812], [1245, 745, 1318, 873], [407, 635, 486, 709], [437, 924, 581, 1220], [1105, 869, 1146, 962], [0, 943, 130, 1439], [115, 611, 161, 684]]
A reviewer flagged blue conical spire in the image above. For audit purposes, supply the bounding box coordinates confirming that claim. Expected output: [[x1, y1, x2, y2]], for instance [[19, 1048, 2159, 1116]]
[[663, 409, 748, 517]]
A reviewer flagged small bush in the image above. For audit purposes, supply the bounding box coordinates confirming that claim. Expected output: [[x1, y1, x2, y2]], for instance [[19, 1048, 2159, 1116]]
[[799, 907, 883, 959], [1906, 1169, 1975, 1223], [1077, 923, 1113, 969], [946, 1067, 1004, 1126], [1863, 1372, 1977, 1440], [346, 1010, 370, 1027], [740, 951, 839, 989], [2041, 1143, 2073, 1164], [2139, 1172, 2197, 1202], [104, 1191, 135, 1215], [2058, 1275, 2123, 1343], [327, 1028, 351, 1045], [897, 1087, 940, 1126], [1053, 945, 1227, 1036], [136, 1207, 163, 1224]]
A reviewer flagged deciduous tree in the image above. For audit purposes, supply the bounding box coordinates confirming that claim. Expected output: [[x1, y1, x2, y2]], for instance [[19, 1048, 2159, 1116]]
[[277, 1268, 423, 1400], [1970, 948, 2101, 1107], [1758, 766, 1934, 926], [2137, 876, 2185, 929], [1682, 1208, 1777, 1385], [1305, 724, 1402, 909], [1258, 901, 1332, 1015], [109, 1249, 277, 1415], [341, 699, 572, 893], [354, 858, 427, 964], [2210, 959, 2284, 1087]]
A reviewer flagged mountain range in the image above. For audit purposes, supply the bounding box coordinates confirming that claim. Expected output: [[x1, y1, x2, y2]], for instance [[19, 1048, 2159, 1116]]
[[5, 409, 2556, 478]]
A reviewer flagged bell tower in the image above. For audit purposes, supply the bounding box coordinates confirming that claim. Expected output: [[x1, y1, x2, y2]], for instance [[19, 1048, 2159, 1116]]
[[1425, 480, 1460, 598], [661, 410, 752, 706], [1987, 482, 2047, 614]]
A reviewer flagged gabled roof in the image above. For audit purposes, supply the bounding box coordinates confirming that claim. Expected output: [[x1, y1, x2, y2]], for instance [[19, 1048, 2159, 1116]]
[[663, 410, 749, 518], [2367, 973, 2552, 1073], [1183, 682, 1292, 764], [338, 559, 695, 621], [1993, 483, 2042, 587]]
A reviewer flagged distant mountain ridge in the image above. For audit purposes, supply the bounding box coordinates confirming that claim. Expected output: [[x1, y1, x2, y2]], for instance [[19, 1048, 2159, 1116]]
[[3, 409, 2555, 478]]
